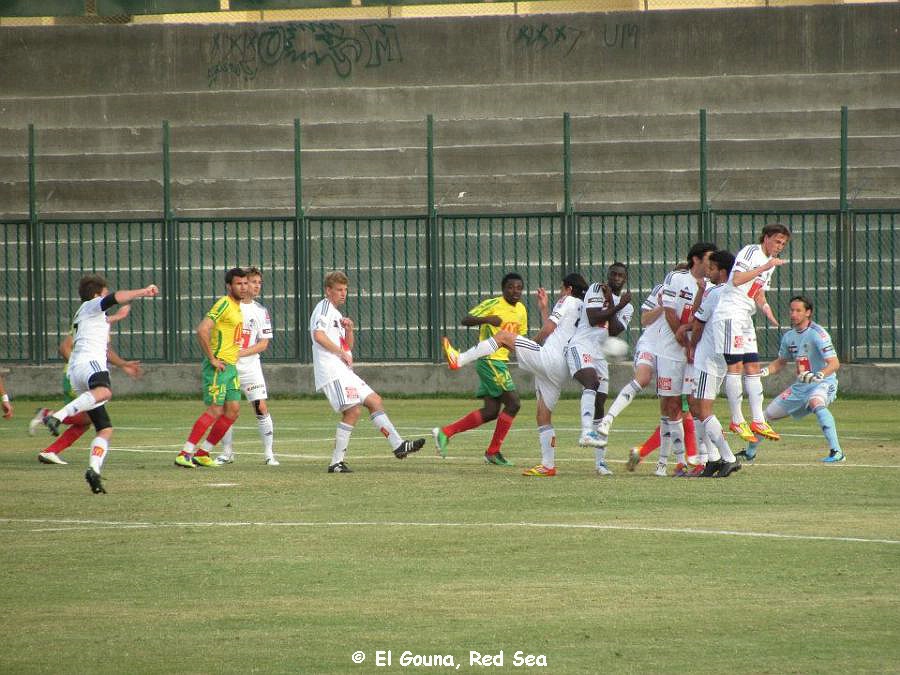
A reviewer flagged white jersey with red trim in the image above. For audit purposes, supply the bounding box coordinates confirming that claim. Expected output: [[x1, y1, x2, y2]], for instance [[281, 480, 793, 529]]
[[714, 244, 774, 321], [309, 298, 351, 390], [238, 300, 273, 366], [653, 269, 702, 362], [542, 294, 583, 357]]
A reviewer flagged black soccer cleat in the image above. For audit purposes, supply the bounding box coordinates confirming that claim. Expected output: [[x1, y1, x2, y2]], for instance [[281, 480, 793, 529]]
[[43, 415, 61, 437], [717, 461, 742, 478], [84, 468, 107, 494], [393, 438, 426, 459], [700, 460, 723, 477], [327, 461, 353, 473]]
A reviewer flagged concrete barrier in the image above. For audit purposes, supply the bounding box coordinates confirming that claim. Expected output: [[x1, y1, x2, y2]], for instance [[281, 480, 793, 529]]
[[5, 361, 899, 398]]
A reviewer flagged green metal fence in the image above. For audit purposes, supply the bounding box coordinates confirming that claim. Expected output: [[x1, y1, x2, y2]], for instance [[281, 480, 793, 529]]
[[1, 108, 898, 364], [2, 210, 897, 364]]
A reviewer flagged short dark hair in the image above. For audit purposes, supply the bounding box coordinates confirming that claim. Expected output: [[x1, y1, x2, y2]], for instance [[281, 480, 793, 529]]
[[609, 261, 627, 273], [225, 267, 248, 284], [760, 223, 791, 243], [79, 274, 109, 302], [709, 249, 735, 275], [790, 295, 813, 312], [562, 272, 589, 300], [501, 272, 524, 288], [687, 242, 717, 267]]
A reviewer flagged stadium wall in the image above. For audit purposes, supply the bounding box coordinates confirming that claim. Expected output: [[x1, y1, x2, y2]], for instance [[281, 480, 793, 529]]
[[7, 362, 900, 397]]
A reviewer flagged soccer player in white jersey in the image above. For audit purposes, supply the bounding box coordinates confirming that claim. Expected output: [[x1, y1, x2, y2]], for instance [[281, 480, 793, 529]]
[[311, 271, 425, 473], [440, 273, 588, 476], [708, 223, 791, 444], [595, 282, 664, 442], [216, 266, 279, 466], [566, 263, 633, 467], [647, 242, 716, 476], [688, 249, 743, 477], [0, 374, 13, 420], [41, 274, 158, 494], [737, 295, 844, 464]]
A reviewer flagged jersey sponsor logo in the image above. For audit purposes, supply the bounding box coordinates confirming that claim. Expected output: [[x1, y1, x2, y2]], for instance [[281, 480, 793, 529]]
[[637, 350, 655, 362], [345, 385, 359, 400], [747, 278, 765, 298], [501, 321, 520, 333], [580, 352, 594, 365], [732, 334, 745, 349], [797, 356, 811, 373], [657, 376, 673, 392], [678, 289, 693, 301]]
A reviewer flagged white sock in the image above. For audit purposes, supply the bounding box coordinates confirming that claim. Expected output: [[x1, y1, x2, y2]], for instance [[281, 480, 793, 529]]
[[88, 436, 109, 473], [696, 424, 710, 464], [220, 426, 234, 458], [668, 416, 686, 465], [580, 389, 597, 433], [458, 337, 499, 368], [257, 414, 274, 458], [370, 410, 403, 449], [724, 373, 745, 425], [332, 422, 353, 465], [658, 416, 671, 461], [744, 374, 765, 422], [538, 425, 555, 468], [703, 415, 735, 462], [595, 446, 608, 468], [56, 391, 98, 421], [607, 379, 643, 419], [181, 442, 195, 455]]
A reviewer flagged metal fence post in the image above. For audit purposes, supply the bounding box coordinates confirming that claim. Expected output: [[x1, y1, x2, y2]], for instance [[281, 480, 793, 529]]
[[294, 117, 310, 362], [699, 109, 710, 240], [27, 123, 45, 364], [563, 112, 575, 272], [837, 105, 854, 362], [162, 120, 178, 363], [426, 114, 441, 362]]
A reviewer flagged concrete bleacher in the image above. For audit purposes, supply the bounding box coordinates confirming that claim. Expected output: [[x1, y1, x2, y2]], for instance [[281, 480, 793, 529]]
[[0, 5, 898, 219]]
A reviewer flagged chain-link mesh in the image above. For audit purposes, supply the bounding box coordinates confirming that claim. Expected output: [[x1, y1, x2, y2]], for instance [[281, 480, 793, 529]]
[[308, 216, 429, 361], [710, 211, 841, 358], [439, 213, 562, 350], [0, 222, 31, 361], [853, 210, 899, 361], [39, 220, 167, 361]]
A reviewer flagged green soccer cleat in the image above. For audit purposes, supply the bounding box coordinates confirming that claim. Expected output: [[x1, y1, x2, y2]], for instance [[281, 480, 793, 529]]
[[174, 453, 196, 468], [484, 452, 513, 467], [432, 427, 449, 458], [191, 454, 218, 468]]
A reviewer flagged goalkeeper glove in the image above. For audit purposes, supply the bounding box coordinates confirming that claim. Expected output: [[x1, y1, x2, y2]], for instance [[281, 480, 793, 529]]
[[798, 371, 823, 384], [759, 367, 769, 377]]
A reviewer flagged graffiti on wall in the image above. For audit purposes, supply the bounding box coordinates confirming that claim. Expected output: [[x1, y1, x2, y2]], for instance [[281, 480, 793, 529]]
[[207, 22, 402, 86], [509, 22, 639, 56]]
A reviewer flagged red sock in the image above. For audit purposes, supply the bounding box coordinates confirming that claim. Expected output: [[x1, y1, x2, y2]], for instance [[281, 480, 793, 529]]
[[45, 423, 89, 455], [204, 415, 236, 448], [187, 412, 217, 445], [683, 413, 698, 459], [63, 413, 90, 426], [639, 426, 661, 458], [487, 411, 515, 455], [442, 410, 484, 439]]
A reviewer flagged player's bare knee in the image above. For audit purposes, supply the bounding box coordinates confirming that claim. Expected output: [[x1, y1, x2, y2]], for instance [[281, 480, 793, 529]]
[[253, 399, 267, 416], [342, 405, 362, 425], [363, 393, 384, 413], [503, 399, 521, 416]]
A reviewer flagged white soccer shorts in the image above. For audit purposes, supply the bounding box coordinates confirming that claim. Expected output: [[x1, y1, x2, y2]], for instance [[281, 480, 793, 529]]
[[692, 368, 724, 401], [321, 371, 375, 413], [237, 359, 269, 402], [711, 316, 758, 357], [67, 359, 109, 398], [515, 337, 566, 411], [655, 355, 689, 397]]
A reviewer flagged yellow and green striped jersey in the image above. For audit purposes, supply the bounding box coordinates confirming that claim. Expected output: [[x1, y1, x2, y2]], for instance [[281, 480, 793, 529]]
[[205, 295, 244, 365], [468, 296, 528, 361]]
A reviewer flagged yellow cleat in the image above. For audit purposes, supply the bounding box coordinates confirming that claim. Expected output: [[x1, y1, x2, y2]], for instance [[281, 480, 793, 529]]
[[191, 454, 218, 467], [522, 464, 557, 477], [729, 421, 759, 443], [174, 453, 195, 468], [441, 336, 460, 370], [750, 420, 780, 441]]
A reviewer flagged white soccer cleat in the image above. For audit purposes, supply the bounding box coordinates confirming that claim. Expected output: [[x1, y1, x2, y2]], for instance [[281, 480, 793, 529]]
[[264, 457, 280, 466], [595, 415, 613, 438], [654, 461, 668, 477], [37, 451, 68, 465], [214, 454, 234, 465], [596, 462, 613, 476], [29, 408, 51, 436], [578, 430, 607, 448]]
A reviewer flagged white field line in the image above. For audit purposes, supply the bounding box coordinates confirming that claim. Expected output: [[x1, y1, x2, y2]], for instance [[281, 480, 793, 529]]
[[99, 445, 900, 469], [1, 517, 897, 545]]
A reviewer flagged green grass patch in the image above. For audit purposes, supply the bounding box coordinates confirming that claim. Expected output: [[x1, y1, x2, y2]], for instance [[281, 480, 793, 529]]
[[1, 398, 898, 673]]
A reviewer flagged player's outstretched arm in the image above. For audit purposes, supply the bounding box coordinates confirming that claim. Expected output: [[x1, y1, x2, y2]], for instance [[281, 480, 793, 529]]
[[113, 284, 159, 305]]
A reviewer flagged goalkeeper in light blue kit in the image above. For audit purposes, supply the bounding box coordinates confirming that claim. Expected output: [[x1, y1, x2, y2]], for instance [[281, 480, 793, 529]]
[[738, 295, 844, 463]]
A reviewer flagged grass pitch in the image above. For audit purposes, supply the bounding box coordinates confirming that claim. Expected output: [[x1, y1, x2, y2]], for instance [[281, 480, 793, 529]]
[[1, 397, 898, 673]]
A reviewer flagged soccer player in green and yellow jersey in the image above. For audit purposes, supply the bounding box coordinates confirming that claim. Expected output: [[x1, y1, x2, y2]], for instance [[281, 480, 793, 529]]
[[433, 273, 528, 466], [175, 267, 248, 468]]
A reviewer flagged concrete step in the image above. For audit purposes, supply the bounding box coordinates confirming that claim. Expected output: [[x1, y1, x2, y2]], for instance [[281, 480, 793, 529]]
[[1, 72, 898, 127], [4, 108, 899, 155]]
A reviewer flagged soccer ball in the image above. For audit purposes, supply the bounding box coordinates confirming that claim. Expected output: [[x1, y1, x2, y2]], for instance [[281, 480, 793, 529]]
[[601, 336, 630, 360]]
